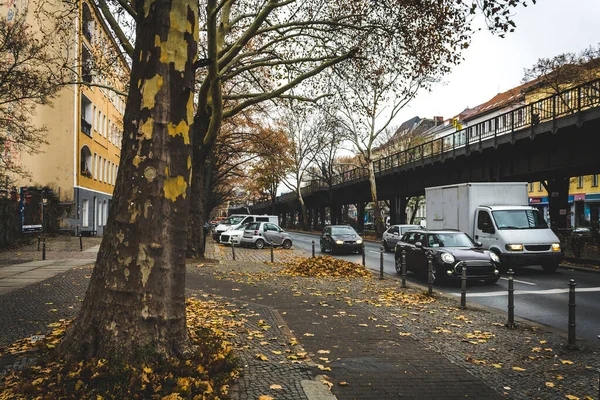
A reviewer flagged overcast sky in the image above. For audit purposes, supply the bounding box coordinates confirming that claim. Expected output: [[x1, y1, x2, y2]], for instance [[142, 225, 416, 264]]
[[393, 0, 600, 125]]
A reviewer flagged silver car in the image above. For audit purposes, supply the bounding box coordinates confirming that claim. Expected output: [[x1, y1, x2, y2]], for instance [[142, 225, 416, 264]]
[[241, 222, 293, 249], [382, 224, 421, 252]]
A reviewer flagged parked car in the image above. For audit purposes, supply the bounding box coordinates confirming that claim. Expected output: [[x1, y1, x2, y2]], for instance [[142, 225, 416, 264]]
[[572, 227, 592, 237], [320, 225, 364, 254], [219, 222, 252, 245], [394, 229, 501, 284], [240, 222, 293, 249], [382, 224, 421, 252], [213, 214, 279, 242]]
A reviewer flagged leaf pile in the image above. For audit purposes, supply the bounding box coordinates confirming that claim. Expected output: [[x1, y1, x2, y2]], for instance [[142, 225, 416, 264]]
[[0, 298, 240, 400], [280, 256, 372, 278]]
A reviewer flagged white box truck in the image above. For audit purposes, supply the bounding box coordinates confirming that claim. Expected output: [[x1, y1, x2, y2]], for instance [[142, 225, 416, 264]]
[[425, 182, 562, 272]]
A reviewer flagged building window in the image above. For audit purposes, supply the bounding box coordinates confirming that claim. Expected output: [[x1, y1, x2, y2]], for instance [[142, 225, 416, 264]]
[[81, 96, 92, 137], [103, 200, 108, 225], [98, 201, 103, 227], [80, 146, 92, 178], [538, 182, 543, 192], [577, 176, 584, 189], [93, 106, 97, 131], [104, 159, 107, 182], [529, 182, 533, 192], [82, 199, 89, 227], [93, 153, 97, 179], [103, 115, 107, 137], [99, 156, 103, 182], [593, 175, 598, 187]]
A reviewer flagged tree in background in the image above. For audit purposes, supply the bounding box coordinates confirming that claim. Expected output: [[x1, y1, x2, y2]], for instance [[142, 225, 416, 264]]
[[59, 0, 198, 361], [0, 15, 61, 188]]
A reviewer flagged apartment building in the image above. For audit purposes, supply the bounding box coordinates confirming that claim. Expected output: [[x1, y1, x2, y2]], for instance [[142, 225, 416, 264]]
[[3, 1, 129, 235]]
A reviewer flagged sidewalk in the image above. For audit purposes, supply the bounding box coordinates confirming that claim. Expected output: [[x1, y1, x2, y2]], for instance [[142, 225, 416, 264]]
[[0, 239, 598, 399]]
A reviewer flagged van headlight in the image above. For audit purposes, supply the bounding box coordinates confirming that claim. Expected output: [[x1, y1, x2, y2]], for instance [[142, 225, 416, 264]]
[[552, 243, 561, 252], [506, 244, 523, 251], [356, 239, 363, 244], [490, 252, 500, 263], [441, 253, 455, 264]]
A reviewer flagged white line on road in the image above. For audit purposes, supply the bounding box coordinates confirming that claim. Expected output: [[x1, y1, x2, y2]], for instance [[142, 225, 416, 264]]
[[499, 277, 537, 286], [452, 287, 600, 297]]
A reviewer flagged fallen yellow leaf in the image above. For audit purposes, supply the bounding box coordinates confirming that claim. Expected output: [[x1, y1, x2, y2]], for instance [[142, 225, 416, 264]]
[[339, 381, 349, 386], [317, 350, 330, 354], [258, 396, 274, 400], [565, 395, 579, 400], [560, 360, 574, 365], [270, 384, 283, 390], [511, 367, 526, 372], [545, 382, 555, 388], [492, 364, 502, 369]]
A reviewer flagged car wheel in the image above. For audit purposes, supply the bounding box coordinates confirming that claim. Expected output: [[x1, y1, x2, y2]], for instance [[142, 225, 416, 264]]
[[484, 277, 500, 284], [255, 239, 265, 249], [395, 256, 403, 274], [282, 239, 292, 249], [383, 240, 389, 252], [542, 262, 558, 273]]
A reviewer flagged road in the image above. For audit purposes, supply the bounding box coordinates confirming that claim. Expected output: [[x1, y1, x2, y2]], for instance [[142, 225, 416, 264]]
[[289, 231, 600, 344]]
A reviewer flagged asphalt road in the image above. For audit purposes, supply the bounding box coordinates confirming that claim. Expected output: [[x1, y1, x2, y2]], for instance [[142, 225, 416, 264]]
[[289, 231, 600, 344]]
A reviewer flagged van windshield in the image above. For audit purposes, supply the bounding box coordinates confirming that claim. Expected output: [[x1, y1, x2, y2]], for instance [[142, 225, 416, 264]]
[[492, 209, 548, 229], [221, 216, 245, 225]]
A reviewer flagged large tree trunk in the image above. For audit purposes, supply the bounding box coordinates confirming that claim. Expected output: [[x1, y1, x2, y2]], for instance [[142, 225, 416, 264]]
[[409, 196, 422, 224], [367, 161, 385, 237], [60, 0, 198, 361], [188, 115, 211, 259]]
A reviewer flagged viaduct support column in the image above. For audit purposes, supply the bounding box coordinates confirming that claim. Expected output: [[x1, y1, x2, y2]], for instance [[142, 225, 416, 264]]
[[395, 197, 407, 225], [320, 206, 326, 227], [547, 177, 570, 232], [357, 201, 366, 233]]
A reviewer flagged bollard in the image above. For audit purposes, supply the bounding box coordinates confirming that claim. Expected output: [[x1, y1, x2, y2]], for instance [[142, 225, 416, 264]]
[[567, 279, 577, 349], [231, 242, 236, 260], [79, 234, 83, 251], [379, 246, 384, 280], [312, 240, 315, 258], [38, 234, 41, 251], [460, 262, 467, 309], [427, 253, 433, 296], [362, 244, 365, 266], [270, 241, 274, 263], [401, 249, 407, 288], [506, 269, 515, 328], [42, 237, 46, 260]]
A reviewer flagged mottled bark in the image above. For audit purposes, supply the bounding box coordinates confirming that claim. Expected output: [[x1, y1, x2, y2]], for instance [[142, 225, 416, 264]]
[[60, 0, 198, 361]]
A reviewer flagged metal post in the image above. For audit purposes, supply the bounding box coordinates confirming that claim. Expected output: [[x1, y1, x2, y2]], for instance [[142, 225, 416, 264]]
[[401, 249, 407, 288], [79, 234, 83, 251], [427, 253, 433, 296], [37, 234, 41, 251], [460, 262, 467, 309], [361, 244, 365, 266], [42, 237, 46, 261], [506, 269, 515, 328], [231, 241, 236, 260], [312, 240, 315, 258], [568, 279, 577, 349], [270, 241, 274, 263], [379, 247, 384, 280]]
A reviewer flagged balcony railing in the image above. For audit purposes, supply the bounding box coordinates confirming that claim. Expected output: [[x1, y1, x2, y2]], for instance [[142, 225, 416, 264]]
[[81, 119, 92, 136]]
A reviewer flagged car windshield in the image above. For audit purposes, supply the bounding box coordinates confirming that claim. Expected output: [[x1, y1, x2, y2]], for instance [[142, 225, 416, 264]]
[[331, 226, 357, 235], [492, 209, 548, 229], [221, 216, 245, 225], [427, 233, 473, 248]]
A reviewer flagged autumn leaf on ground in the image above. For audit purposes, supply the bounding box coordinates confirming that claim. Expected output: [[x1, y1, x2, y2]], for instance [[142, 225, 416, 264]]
[[317, 350, 330, 354], [258, 396, 274, 400], [255, 354, 269, 361], [545, 382, 555, 388], [511, 367, 526, 371], [303, 333, 314, 337], [269, 384, 283, 390], [399, 332, 411, 336], [339, 382, 349, 386], [491, 364, 502, 369], [565, 395, 580, 400], [317, 364, 332, 371], [560, 360, 574, 365], [358, 324, 368, 327]]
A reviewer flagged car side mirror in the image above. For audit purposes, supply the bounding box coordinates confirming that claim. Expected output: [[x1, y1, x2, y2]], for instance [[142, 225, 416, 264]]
[[415, 242, 423, 249], [474, 241, 483, 248]]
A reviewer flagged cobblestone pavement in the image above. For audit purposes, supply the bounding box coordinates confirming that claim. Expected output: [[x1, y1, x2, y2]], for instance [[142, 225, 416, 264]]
[[0, 236, 101, 267], [1, 238, 598, 399]]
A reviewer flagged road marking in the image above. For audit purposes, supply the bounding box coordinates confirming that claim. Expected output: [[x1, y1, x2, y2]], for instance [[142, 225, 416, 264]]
[[499, 277, 537, 286], [454, 287, 600, 297]]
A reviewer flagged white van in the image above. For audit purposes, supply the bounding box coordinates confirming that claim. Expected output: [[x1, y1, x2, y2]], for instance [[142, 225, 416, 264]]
[[212, 214, 279, 243]]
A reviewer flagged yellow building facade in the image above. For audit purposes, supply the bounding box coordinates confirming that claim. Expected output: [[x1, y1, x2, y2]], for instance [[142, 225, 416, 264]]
[[4, 1, 128, 235]]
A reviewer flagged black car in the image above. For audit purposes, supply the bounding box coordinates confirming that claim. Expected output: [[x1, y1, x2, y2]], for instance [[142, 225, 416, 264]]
[[394, 229, 501, 284], [320, 225, 364, 254]]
